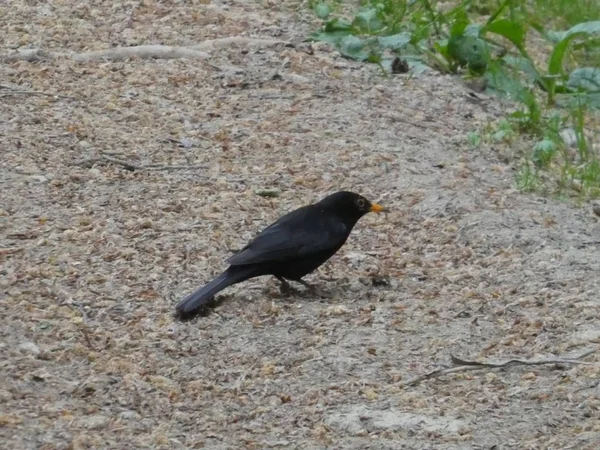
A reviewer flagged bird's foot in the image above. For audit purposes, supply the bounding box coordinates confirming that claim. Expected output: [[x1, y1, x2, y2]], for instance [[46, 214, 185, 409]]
[[277, 277, 300, 296], [296, 279, 331, 298], [276, 277, 331, 298]]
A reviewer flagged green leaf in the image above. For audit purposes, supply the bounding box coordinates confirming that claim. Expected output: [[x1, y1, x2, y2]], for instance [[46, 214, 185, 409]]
[[325, 18, 353, 32], [530, 21, 555, 43], [378, 33, 411, 50], [339, 35, 370, 61], [556, 92, 600, 110], [309, 30, 351, 46], [367, 53, 382, 64], [503, 55, 539, 81], [434, 39, 450, 61], [314, 3, 331, 20], [447, 35, 489, 74], [309, 18, 353, 46], [467, 131, 481, 147], [352, 7, 384, 34], [548, 21, 600, 76], [485, 19, 527, 52], [549, 21, 600, 43], [485, 60, 529, 102], [450, 9, 469, 37], [464, 23, 483, 38], [580, 93, 600, 109], [402, 56, 430, 74], [567, 68, 600, 93], [532, 139, 557, 167]]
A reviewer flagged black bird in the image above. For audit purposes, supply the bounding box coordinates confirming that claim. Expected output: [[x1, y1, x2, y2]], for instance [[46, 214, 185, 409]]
[[176, 191, 386, 318]]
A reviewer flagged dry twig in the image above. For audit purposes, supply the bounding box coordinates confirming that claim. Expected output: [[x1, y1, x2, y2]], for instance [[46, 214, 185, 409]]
[[1, 37, 287, 63], [78, 154, 206, 172], [0, 89, 74, 99], [400, 348, 597, 388], [190, 36, 285, 52], [0, 84, 74, 99]]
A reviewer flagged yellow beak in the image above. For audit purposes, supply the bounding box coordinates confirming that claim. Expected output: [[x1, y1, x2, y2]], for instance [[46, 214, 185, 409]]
[[370, 203, 387, 213]]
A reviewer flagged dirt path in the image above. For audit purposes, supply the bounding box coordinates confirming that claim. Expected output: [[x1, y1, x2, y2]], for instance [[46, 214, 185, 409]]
[[1, 1, 599, 449]]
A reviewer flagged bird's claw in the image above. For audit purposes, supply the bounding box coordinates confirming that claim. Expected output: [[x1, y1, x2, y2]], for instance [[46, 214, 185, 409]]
[[276, 277, 331, 298], [297, 280, 332, 298], [277, 277, 298, 296]]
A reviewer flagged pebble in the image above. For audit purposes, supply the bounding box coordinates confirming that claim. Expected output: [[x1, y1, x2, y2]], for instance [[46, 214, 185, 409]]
[[28, 175, 48, 183], [0, 389, 14, 401], [18, 342, 41, 356], [119, 410, 140, 420], [348, 280, 363, 292], [77, 414, 109, 430], [88, 168, 102, 178]]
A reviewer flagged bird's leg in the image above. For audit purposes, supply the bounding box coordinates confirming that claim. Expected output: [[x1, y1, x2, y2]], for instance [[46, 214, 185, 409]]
[[276, 276, 294, 295], [296, 279, 316, 293], [296, 279, 331, 298]]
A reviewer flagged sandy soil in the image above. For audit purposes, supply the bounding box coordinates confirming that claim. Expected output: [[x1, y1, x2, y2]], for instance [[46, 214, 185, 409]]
[[1, 1, 599, 449]]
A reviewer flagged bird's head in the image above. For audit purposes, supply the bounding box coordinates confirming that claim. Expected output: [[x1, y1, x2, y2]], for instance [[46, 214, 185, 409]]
[[318, 191, 387, 222]]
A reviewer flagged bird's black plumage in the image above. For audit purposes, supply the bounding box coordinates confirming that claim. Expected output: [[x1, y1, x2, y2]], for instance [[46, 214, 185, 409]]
[[176, 191, 385, 318]]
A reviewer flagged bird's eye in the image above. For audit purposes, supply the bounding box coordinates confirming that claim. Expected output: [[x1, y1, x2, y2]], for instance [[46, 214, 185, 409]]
[[356, 198, 365, 208]]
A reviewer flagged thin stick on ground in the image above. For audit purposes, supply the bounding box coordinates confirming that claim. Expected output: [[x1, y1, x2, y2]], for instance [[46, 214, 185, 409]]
[[0, 90, 75, 99], [78, 154, 206, 172], [400, 348, 597, 388], [1, 37, 287, 63]]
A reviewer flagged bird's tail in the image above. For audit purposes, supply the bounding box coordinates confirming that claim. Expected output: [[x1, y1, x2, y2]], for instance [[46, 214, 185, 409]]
[[175, 266, 257, 317]]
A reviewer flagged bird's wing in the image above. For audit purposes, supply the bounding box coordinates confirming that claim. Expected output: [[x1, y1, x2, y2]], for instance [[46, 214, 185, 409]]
[[228, 209, 348, 266]]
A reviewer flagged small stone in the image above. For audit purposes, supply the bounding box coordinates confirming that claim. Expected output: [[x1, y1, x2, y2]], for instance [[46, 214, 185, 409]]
[[18, 342, 41, 356], [559, 128, 577, 147], [77, 414, 109, 430], [383, 292, 397, 303], [0, 389, 14, 402], [119, 410, 140, 420], [88, 168, 102, 178], [521, 372, 537, 381], [348, 280, 363, 292], [371, 275, 390, 287], [28, 175, 48, 183]]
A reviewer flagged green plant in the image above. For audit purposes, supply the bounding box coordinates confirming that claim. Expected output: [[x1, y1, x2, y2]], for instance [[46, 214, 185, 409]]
[[467, 131, 481, 147], [516, 161, 542, 192], [307, 0, 600, 199]]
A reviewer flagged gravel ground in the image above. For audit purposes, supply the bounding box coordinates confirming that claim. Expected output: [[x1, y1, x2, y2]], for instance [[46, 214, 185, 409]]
[[1, 1, 599, 449]]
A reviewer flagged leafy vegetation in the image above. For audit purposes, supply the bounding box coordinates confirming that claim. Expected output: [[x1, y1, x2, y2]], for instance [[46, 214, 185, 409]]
[[308, 0, 600, 199]]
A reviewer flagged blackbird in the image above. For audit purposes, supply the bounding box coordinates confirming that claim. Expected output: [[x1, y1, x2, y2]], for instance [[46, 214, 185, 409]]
[[176, 191, 386, 318]]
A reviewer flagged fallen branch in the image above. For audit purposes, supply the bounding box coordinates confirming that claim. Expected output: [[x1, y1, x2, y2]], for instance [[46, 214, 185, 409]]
[[400, 348, 597, 388], [78, 154, 206, 172], [190, 36, 286, 52], [449, 350, 597, 368], [0, 89, 73, 99], [81, 155, 140, 171], [144, 164, 207, 171], [1, 46, 209, 63], [74, 46, 210, 62], [0, 84, 74, 99], [1, 37, 288, 63]]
